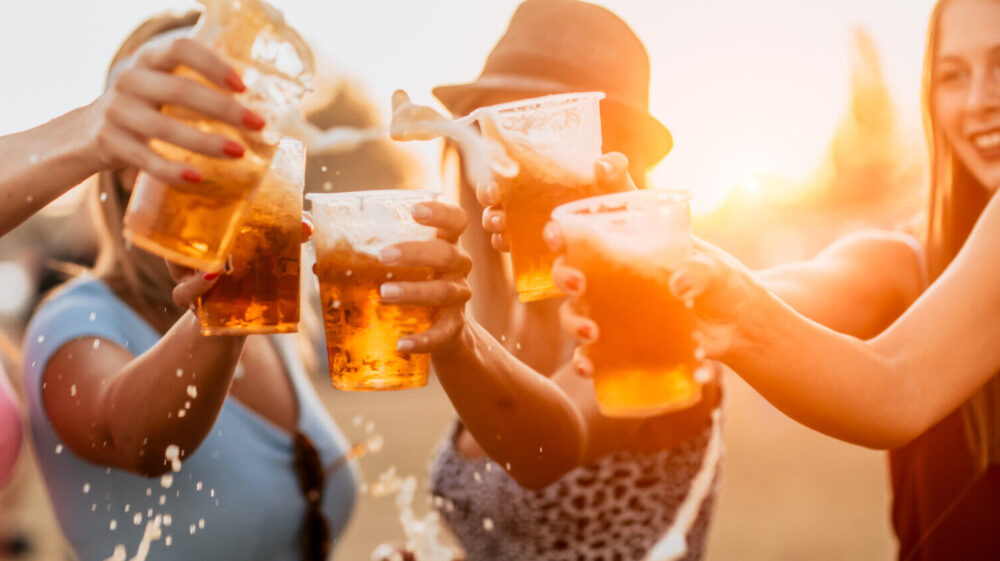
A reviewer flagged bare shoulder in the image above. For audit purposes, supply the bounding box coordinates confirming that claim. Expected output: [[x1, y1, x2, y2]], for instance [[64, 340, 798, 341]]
[[823, 229, 925, 304]]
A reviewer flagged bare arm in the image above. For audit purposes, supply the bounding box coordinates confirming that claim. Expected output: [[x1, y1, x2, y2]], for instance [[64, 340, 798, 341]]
[[45, 314, 243, 476], [0, 36, 259, 238], [686, 194, 1000, 448], [432, 321, 586, 490], [758, 230, 924, 338], [380, 199, 586, 489], [0, 109, 103, 237], [43, 272, 243, 476]]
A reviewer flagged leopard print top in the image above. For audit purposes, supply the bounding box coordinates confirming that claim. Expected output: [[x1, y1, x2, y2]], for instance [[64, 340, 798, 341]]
[[429, 420, 718, 561]]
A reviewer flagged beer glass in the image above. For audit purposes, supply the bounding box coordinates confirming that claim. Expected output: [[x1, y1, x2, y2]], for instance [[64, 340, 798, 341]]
[[552, 189, 702, 417], [123, 0, 315, 271], [477, 92, 624, 302], [308, 190, 439, 391], [197, 138, 305, 335]]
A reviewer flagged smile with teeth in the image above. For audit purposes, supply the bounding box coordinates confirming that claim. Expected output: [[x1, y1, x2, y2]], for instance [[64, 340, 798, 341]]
[[971, 129, 1000, 150]]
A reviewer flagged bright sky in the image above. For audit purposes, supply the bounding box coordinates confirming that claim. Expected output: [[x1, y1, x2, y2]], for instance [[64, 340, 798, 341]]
[[1, 0, 937, 214]]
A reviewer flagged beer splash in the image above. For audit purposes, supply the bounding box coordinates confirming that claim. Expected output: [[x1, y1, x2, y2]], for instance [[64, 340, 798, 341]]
[[389, 90, 518, 188], [369, 469, 463, 561], [102, 515, 164, 561]]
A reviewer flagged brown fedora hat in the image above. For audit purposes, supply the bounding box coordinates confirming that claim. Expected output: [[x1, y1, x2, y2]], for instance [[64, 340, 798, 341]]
[[433, 0, 672, 166]]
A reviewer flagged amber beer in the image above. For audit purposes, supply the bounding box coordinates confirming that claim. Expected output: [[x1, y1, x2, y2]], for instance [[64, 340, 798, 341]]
[[308, 191, 439, 391], [122, 2, 315, 271], [197, 139, 305, 335], [478, 92, 611, 302], [124, 106, 274, 271], [553, 190, 702, 417]]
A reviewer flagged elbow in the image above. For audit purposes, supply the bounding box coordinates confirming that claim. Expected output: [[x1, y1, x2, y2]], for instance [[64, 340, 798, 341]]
[[506, 419, 586, 491], [859, 428, 920, 451]]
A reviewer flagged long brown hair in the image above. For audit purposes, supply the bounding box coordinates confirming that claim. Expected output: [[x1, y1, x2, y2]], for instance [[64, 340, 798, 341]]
[[922, 0, 1000, 468], [91, 10, 201, 333]]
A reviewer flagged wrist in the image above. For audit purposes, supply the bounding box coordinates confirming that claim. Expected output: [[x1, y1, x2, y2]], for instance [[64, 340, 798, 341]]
[[69, 103, 109, 175], [433, 316, 475, 359]]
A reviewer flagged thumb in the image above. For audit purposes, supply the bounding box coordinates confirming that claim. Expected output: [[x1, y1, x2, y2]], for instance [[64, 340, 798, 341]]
[[173, 271, 221, 309]]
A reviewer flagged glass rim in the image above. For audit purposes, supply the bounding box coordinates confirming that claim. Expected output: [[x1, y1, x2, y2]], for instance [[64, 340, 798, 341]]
[[551, 188, 692, 224], [306, 189, 440, 203], [475, 91, 606, 116]]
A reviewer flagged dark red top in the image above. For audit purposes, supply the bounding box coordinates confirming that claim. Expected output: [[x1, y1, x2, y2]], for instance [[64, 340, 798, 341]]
[[889, 407, 1000, 561]]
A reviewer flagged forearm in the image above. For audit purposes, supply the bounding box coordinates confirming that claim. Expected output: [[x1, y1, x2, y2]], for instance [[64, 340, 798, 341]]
[[507, 298, 565, 375], [723, 293, 917, 449], [0, 105, 102, 236], [432, 319, 585, 489], [105, 312, 244, 474]]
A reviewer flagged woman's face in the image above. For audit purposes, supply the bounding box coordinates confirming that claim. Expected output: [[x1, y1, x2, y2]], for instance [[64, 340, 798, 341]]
[[932, 0, 1000, 191]]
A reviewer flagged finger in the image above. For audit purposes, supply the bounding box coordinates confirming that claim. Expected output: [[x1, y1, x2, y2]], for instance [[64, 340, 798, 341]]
[[559, 301, 599, 344], [380, 240, 471, 275], [166, 260, 196, 284], [571, 347, 594, 378], [481, 205, 505, 234], [107, 94, 245, 159], [475, 181, 501, 207], [117, 66, 261, 132], [542, 221, 564, 252], [491, 232, 510, 252], [412, 201, 467, 243], [595, 152, 636, 192], [100, 126, 201, 185], [397, 310, 464, 354], [380, 280, 471, 307], [301, 219, 314, 244], [551, 256, 585, 297], [172, 271, 221, 308], [137, 36, 247, 93], [669, 253, 721, 302]]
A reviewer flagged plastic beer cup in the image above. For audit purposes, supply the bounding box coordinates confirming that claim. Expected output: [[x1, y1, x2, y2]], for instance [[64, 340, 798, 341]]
[[197, 138, 305, 335], [123, 0, 314, 271], [477, 92, 623, 302], [308, 190, 439, 391], [552, 189, 703, 417]]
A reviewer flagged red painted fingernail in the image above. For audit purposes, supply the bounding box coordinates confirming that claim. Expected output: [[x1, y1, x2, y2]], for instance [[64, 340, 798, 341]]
[[565, 275, 580, 293], [204, 272, 219, 281], [301, 221, 313, 238], [576, 325, 592, 340], [182, 169, 202, 183], [224, 69, 246, 93], [574, 361, 589, 377], [242, 110, 265, 131], [222, 140, 245, 158]]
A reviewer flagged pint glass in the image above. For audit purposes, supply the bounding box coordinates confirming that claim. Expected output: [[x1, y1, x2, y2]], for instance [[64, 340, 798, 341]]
[[552, 189, 702, 417], [308, 191, 439, 391], [477, 92, 623, 302], [122, 1, 314, 271], [197, 139, 305, 335]]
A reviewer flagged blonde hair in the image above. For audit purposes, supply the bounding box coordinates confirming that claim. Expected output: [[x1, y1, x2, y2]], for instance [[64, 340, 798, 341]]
[[922, 0, 1000, 468], [91, 10, 202, 332]]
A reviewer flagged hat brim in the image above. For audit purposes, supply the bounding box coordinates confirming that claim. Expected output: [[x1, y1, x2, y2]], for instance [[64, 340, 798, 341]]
[[433, 74, 672, 166]]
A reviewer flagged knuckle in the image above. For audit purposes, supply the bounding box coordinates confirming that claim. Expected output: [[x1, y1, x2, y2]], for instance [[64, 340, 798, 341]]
[[163, 79, 188, 101], [168, 37, 193, 60], [147, 117, 171, 140]]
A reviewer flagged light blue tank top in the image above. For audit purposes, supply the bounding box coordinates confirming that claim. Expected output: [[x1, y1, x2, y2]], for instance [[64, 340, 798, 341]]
[[22, 278, 357, 561]]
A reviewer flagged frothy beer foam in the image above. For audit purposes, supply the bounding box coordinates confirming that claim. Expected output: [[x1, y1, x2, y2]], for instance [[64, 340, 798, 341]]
[[570, 226, 690, 280], [309, 193, 438, 258]]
